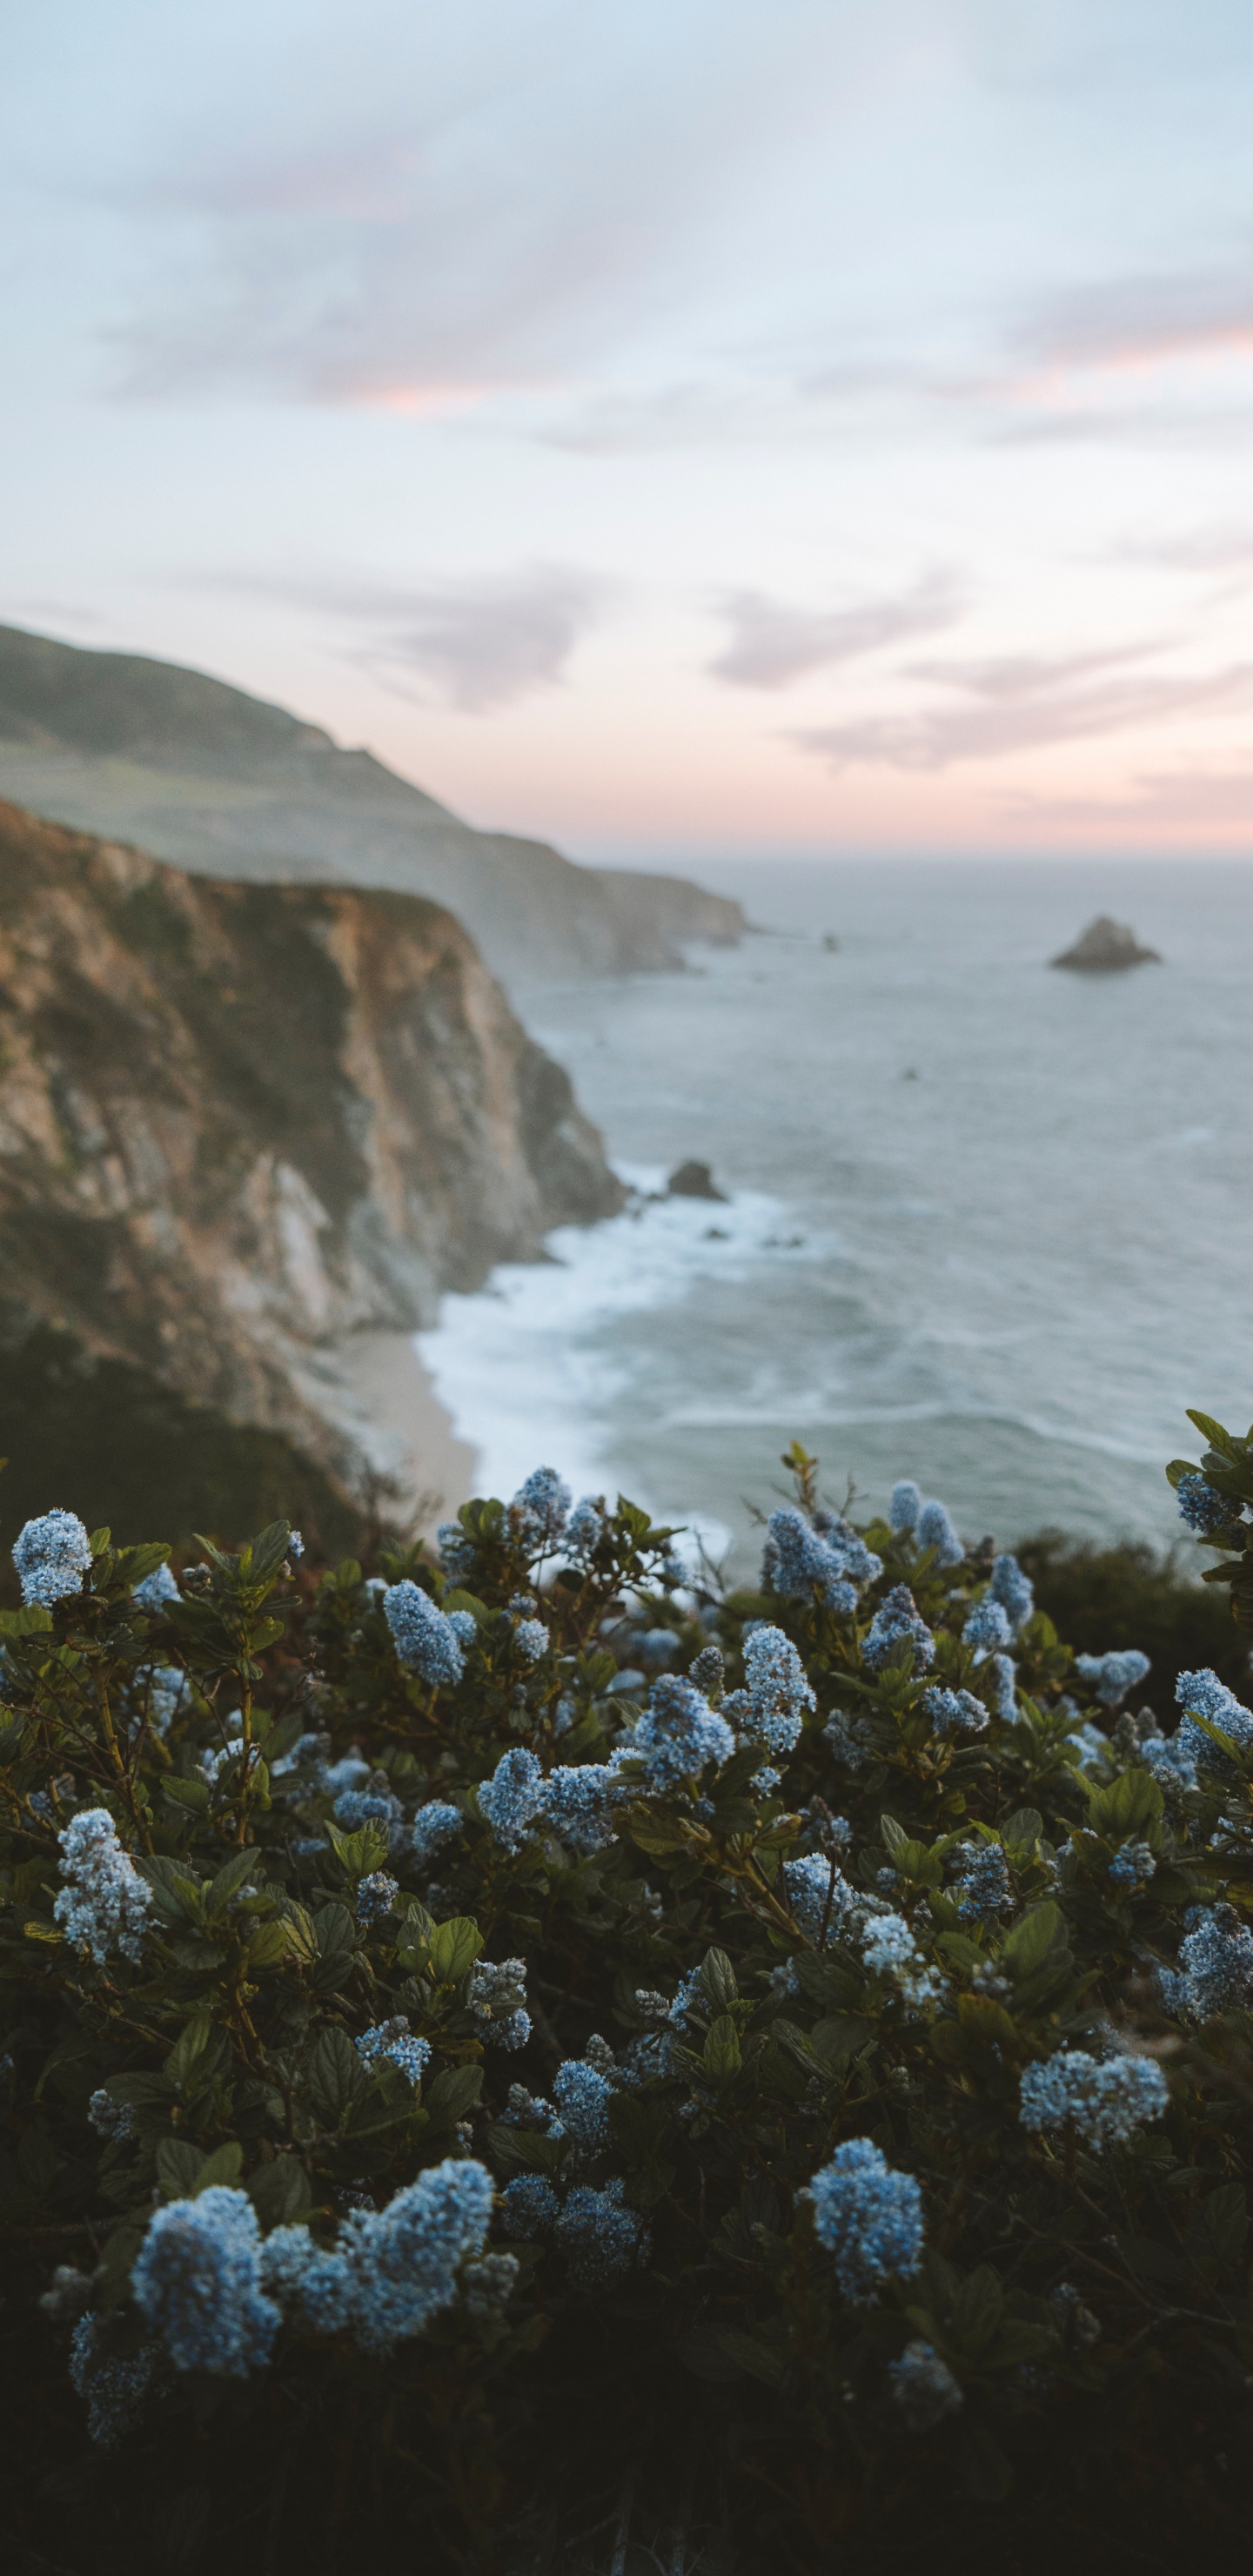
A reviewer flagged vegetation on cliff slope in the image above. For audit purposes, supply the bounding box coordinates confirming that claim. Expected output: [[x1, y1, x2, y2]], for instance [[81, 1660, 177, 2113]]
[[4, 1409, 1253, 2573]]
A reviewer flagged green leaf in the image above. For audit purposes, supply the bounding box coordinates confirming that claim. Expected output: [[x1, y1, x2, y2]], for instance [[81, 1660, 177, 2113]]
[[325, 1819, 390, 1881], [1186, 2182, 1248, 2279], [163, 1775, 211, 1815], [880, 1812, 908, 1855], [427, 1917, 485, 1983], [809, 2014, 874, 2068], [425, 2063, 484, 2126], [1002, 1902, 1062, 1976], [306, 2027, 366, 2128], [164, 2014, 215, 2091], [156, 2137, 209, 2198], [248, 2157, 313, 2227], [205, 1847, 260, 1918], [699, 1948, 739, 2013], [193, 2141, 245, 2195], [713, 2329, 784, 2385], [0, 1605, 53, 1638], [243, 1520, 295, 1587], [957, 2425, 1012, 2505], [702, 2015, 742, 2083], [1187, 1409, 1242, 1460], [1002, 1808, 1043, 1848]]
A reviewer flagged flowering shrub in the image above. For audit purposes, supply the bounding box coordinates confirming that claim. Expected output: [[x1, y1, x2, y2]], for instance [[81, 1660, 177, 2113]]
[[3, 1418, 1253, 2567]]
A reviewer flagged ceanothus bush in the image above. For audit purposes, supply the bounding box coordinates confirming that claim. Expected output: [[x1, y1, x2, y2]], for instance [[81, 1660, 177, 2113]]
[[3, 1414, 1253, 2567]]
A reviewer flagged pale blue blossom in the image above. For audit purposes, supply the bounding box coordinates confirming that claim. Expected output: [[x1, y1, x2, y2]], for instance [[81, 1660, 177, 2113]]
[[70, 2313, 164, 2445], [804, 2138, 925, 2304], [409, 1800, 463, 1867], [356, 2017, 431, 2085], [1158, 1903, 1253, 2021], [765, 1507, 859, 1614], [1177, 1473, 1240, 1536], [922, 1686, 988, 1738], [54, 1810, 151, 1965], [963, 1598, 1012, 1654], [13, 1508, 93, 1607], [552, 2058, 613, 2153], [133, 1562, 180, 1612], [1075, 1649, 1151, 1709], [555, 2179, 650, 2287], [501, 2176, 559, 2238], [565, 1497, 608, 1562], [863, 1586, 935, 1674], [513, 1618, 549, 1665], [989, 1553, 1034, 1630], [629, 1674, 734, 1786], [889, 2338, 963, 2430], [539, 1761, 623, 1855], [915, 1499, 962, 1568], [888, 1480, 922, 1533], [1175, 1668, 1253, 1777], [1019, 2049, 1167, 2149], [356, 1871, 399, 1923], [383, 1582, 465, 1687], [131, 2186, 279, 2376], [479, 1746, 544, 1852], [513, 1466, 572, 1546]]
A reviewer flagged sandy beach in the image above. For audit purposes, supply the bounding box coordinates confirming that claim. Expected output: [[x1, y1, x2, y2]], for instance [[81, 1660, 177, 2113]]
[[329, 1330, 479, 1533]]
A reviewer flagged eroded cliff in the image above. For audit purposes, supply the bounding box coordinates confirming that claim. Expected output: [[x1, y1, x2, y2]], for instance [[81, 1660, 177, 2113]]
[[0, 801, 620, 1523]]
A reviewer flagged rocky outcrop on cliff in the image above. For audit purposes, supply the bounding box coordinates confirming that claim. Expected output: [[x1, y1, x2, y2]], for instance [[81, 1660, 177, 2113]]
[[0, 800, 621, 1508], [0, 623, 746, 989], [1051, 916, 1162, 972]]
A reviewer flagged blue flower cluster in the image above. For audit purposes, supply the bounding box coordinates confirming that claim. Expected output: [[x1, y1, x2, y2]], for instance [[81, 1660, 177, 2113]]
[[513, 1617, 550, 1666], [539, 1761, 623, 1855], [469, 1957, 532, 2050], [722, 1622, 814, 1758], [629, 1674, 734, 1787], [988, 1653, 1018, 1722], [1176, 1472, 1240, 1535], [479, 1746, 544, 1851], [356, 1870, 399, 1923], [13, 1508, 93, 1607], [383, 1581, 466, 1687], [334, 1782, 404, 1838], [500, 2175, 560, 2238], [1019, 2049, 1168, 2149], [784, 1852, 854, 1945], [1075, 1649, 1151, 1708], [862, 1586, 935, 1674], [962, 1596, 1012, 1654], [555, 2179, 650, 2288], [897, 1493, 963, 1566], [88, 2088, 137, 2141], [955, 1843, 1012, 1922], [408, 1798, 463, 1868], [1174, 1667, 1253, 1777], [70, 2314, 164, 2446], [564, 1496, 608, 1562], [989, 1551, 1035, 1629], [133, 1561, 180, 1611], [1158, 1903, 1253, 2020], [1107, 1839, 1156, 1890], [260, 2160, 495, 2357], [512, 1466, 572, 1547], [765, 1506, 879, 1614], [922, 1686, 988, 1738], [888, 2338, 963, 2430], [552, 2057, 613, 2152], [131, 2186, 279, 2376], [53, 1810, 151, 1965], [860, 1910, 941, 2004], [356, 2016, 431, 2085], [804, 2138, 925, 2304]]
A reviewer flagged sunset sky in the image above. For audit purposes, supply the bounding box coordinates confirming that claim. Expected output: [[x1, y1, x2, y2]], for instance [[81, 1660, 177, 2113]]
[[3, 0, 1253, 860]]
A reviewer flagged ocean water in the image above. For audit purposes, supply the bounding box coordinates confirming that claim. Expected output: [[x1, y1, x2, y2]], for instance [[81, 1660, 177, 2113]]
[[418, 858, 1253, 1573]]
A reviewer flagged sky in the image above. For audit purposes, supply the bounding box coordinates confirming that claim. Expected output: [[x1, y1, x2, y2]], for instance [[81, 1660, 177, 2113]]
[[3, 0, 1253, 861]]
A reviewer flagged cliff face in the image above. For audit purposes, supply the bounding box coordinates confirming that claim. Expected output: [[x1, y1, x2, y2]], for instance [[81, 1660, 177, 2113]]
[[0, 624, 746, 989], [0, 800, 620, 1504]]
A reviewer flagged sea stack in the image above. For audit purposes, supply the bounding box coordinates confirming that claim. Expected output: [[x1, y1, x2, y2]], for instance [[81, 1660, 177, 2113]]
[[1050, 916, 1162, 973], [667, 1160, 727, 1202]]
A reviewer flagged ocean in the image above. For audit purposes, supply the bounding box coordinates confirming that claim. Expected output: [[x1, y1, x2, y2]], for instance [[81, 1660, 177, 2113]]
[[418, 857, 1253, 1575]]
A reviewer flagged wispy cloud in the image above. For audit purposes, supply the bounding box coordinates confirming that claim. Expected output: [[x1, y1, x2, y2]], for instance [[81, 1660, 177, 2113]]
[[707, 571, 964, 689], [1015, 265, 1253, 379], [790, 648, 1253, 772], [1006, 766, 1253, 834], [205, 565, 609, 711]]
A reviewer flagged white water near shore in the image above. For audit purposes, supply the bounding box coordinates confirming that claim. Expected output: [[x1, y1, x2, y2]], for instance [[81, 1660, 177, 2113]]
[[414, 856, 1253, 1573]]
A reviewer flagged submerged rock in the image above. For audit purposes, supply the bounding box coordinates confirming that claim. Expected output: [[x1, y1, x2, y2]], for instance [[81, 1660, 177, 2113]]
[[1051, 916, 1161, 973], [667, 1160, 727, 1202]]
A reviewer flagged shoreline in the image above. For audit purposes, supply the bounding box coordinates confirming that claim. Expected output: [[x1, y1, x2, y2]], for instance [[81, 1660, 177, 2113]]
[[328, 1330, 479, 1533]]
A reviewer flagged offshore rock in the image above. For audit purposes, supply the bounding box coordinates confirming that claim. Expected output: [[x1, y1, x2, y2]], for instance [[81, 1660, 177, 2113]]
[[667, 1161, 727, 1201], [0, 622, 746, 991], [1050, 916, 1162, 972], [0, 801, 621, 1508]]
